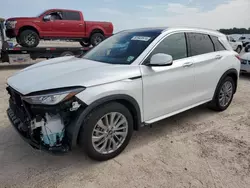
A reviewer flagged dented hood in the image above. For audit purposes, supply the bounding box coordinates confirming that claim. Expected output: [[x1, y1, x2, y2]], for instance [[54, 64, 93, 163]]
[[7, 56, 141, 95]]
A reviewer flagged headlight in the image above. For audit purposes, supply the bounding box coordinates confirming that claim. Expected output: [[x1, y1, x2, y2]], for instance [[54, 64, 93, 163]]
[[6, 20, 17, 29], [22, 87, 85, 105]]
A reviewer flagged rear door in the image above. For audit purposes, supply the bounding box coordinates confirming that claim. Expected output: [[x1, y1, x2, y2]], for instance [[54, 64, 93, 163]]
[[61, 11, 85, 38], [186, 32, 227, 103]]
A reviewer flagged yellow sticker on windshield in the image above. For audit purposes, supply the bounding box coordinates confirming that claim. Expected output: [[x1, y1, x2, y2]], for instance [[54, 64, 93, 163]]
[[131, 36, 151, 41]]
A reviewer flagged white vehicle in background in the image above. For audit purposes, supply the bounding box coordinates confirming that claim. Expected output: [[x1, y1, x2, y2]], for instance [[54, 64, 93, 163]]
[[240, 53, 250, 73], [6, 27, 240, 161], [227, 35, 243, 53], [239, 36, 250, 47]]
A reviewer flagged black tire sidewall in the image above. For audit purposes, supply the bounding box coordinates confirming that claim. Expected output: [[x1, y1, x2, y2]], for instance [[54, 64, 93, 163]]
[[79, 41, 91, 47], [236, 46, 242, 53], [214, 76, 235, 111], [90, 33, 104, 46], [20, 30, 39, 48], [79, 102, 133, 161]]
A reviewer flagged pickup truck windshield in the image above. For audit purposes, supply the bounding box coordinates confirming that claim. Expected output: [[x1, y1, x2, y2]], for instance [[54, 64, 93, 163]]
[[83, 31, 161, 65]]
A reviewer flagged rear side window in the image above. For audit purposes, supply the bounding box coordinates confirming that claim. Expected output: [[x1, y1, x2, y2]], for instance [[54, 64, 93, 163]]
[[187, 33, 214, 56], [210, 36, 226, 51], [63, 11, 81, 21], [149, 33, 187, 60]]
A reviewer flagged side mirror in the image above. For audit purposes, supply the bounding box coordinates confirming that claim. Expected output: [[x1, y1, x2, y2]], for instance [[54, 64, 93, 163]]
[[149, 53, 173, 66], [43, 15, 51, 21]]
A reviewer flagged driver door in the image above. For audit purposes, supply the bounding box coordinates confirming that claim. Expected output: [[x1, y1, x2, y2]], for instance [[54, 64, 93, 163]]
[[140, 32, 196, 122]]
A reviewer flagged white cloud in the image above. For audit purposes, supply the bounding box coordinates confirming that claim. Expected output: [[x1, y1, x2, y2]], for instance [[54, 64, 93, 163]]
[[137, 5, 154, 10], [101, 0, 249, 32], [166, 3, 199, 14], [97, 8, 126, 16]]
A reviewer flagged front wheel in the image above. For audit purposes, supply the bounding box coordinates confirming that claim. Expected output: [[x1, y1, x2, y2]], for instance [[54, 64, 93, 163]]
[[19, 30, 39, 48], [79, 102, 133, 161], [208, 76, 235, 111]]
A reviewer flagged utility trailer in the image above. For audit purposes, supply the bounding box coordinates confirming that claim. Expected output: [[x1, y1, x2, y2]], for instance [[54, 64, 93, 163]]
[[0, 18, 90, 63]]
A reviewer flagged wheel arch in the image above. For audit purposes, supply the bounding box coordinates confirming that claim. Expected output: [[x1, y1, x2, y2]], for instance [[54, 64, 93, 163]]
[[90, 28, 104, 36], [213, 68, 238, 100], [18, 25, 40, 37], [68, 94, 142, 148]]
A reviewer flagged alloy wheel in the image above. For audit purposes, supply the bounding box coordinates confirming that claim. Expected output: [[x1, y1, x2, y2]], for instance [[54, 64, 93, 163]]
[[219, 81, 233, 107], [92, 112, 128, 154]]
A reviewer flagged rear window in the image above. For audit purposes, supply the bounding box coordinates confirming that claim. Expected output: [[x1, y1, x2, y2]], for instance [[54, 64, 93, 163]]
[[187, 33, 214, 56], [63, 11, 81, 21], [210, 36, 226, 51]]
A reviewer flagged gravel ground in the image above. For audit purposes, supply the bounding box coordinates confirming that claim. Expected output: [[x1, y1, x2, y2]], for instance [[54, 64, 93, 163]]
[[0, 68, 250, 188]]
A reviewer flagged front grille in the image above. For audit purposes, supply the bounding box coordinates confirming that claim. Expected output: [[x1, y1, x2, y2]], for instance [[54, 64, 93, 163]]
[[7, 87, 29, 123]]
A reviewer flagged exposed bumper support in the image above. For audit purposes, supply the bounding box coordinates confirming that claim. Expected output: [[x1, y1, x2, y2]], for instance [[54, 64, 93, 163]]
[[7, 108, 69, 155]]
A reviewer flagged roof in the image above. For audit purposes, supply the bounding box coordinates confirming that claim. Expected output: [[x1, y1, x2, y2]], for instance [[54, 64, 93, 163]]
[[118, 27, 224, 37], [119, 27, 168, 34]]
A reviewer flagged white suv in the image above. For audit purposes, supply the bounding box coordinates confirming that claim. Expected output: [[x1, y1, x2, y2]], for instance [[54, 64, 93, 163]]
[[6, 27, 240, 161]]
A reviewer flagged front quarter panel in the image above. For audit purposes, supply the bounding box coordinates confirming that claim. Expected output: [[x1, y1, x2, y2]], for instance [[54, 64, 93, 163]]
[[76, 78, 144, 121]]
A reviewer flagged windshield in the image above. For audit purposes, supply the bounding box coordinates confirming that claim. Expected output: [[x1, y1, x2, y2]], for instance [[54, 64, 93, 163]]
[[83, 30, 161, 65]]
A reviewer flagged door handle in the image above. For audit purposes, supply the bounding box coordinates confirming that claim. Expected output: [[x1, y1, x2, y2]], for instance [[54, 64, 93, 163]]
[[79, 24, 83, 26], [182, 62, 193, 67], [60, 23, 65, 25], [215, 55, 222, 60]]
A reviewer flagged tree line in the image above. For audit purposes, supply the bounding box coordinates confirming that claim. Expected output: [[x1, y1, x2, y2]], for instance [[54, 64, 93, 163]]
[[219, 27, 250, 35]]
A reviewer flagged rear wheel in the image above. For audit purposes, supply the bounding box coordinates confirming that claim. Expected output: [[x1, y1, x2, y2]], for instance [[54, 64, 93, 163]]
[[90, 33, 105, 46], [208, 76, 235, 111], [79, 102, 133, 161], [19, 30, 39, 48]]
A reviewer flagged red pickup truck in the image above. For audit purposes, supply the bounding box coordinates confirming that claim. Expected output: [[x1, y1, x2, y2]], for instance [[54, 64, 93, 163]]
[[5, 9, 114, 48]]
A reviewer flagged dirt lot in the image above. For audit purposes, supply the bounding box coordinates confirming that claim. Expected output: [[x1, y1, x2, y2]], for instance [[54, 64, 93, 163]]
[[0, 68, 249, 188]]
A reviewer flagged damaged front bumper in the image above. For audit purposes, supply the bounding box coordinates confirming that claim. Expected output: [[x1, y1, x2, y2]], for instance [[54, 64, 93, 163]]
[[6, 86, 85, 155], [7, 108, 69, 154]]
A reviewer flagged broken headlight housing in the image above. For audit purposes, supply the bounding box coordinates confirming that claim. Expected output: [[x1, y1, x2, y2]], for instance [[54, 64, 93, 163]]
[[22, 87, 85, 105]]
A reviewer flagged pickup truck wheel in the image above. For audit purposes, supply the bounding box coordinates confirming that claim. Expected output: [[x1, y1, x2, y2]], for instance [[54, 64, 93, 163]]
[[79, 102, 133, 161], [19, 30, 39, 48], [80, 41, 91, 47], [236, 46, 242, 53], [90, 33, 105, 46], [60, 51, 74, 56]]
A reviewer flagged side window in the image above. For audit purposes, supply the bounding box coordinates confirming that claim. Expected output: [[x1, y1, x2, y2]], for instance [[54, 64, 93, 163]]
[[187, 33, 214, 56], [63, 11, 81, 21], [149, 33, 187, 61], [210, 36, 226, 51], [50, 12, 62, 21]]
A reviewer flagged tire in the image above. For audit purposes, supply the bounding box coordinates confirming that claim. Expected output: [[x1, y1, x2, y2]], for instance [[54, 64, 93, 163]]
[[90, 33, 105, 46], [208, 76, 235, 111], [79, 102, 133, 161], [235, 46, 242, 53], [60, 51, 74, 57], [19, 30, 39, 48], [80, 41, 91, 47]]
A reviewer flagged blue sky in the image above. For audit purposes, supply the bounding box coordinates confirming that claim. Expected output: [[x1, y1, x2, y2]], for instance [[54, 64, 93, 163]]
[[0, 0, 249, 32]]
